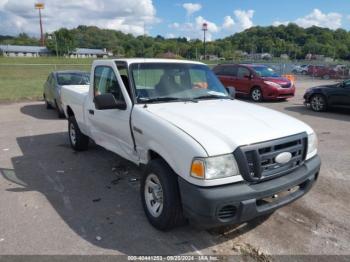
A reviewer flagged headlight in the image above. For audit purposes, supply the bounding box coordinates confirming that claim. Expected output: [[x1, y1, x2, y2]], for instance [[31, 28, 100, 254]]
[[190, 154, 240, 180], [306, 133, 318, 160], [264, 81, 281, 88]]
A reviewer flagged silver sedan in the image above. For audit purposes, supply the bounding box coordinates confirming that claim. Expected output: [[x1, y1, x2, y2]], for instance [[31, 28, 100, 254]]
[[43, 71, 90, 118]]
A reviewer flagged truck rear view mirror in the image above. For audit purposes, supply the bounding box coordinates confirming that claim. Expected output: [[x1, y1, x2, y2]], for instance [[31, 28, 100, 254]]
[[94, 93, 126, 110]]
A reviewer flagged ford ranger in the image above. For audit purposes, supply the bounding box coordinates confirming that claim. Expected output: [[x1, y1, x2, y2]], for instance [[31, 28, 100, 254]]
[[61, 59, 321, 230]]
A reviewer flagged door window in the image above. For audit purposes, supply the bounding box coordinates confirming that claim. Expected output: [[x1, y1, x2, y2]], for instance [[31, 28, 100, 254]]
[[222, 66, 237, 76], [237, 67, 250, 79], [94, 66, 125, 102]]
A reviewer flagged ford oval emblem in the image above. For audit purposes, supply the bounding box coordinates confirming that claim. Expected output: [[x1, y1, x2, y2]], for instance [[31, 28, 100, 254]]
[[275, 152, 292, 164]]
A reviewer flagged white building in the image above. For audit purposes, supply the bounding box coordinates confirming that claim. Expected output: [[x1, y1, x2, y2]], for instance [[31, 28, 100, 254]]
[[0, 45, 50, 57], [69, 48, 111, 58]]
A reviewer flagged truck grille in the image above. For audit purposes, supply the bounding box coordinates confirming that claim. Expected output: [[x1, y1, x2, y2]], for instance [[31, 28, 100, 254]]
[[234, 133, 308, 182]]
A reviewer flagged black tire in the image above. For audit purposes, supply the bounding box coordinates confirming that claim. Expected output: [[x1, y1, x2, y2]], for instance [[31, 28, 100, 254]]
[[68, 116, 89, 151], [310, 94, 327, 112], [141, 159, 184, 230], [250, 87, 263, 102], [55, 100, 65, 119], [44, 94, 52, 109]]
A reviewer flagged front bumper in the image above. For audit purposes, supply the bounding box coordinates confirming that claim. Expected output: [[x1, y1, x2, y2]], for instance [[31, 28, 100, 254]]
[[178, 155, 321, 228], [263, 86, 295, 99]]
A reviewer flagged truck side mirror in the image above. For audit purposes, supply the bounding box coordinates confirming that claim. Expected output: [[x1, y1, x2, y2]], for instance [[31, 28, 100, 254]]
[[226, 86, 236, 98], [94, 93, 126, 110]]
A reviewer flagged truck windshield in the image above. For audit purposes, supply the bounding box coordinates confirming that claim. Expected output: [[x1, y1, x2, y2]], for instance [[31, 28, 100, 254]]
[[252, 66, 280, 77], [130, 63, 229, 103]]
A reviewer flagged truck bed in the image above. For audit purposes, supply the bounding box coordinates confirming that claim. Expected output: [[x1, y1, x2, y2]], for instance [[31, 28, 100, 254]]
[[61, 85, 89, 128]]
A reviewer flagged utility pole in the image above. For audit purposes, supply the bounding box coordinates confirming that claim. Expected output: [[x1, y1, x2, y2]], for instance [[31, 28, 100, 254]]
[[35, 3, 45, 46], [202, 23, 208, 61]]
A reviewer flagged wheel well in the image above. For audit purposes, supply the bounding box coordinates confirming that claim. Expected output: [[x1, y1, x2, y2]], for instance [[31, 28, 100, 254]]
[[251, 85, 261, 92], [66, 106, 74, 117], [149, 150, 162, 160]]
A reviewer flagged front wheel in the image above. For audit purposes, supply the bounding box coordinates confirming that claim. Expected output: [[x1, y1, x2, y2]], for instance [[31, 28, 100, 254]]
[[251, 87, 263, 102], [68, 116, 89, 151], [141, 159, 184, 230], [310, 94, 327, 112]]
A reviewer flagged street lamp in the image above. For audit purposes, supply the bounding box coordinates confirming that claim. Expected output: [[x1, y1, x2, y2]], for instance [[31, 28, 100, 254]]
[[202, 22, 208, 61], [35, 3, 45, 46]]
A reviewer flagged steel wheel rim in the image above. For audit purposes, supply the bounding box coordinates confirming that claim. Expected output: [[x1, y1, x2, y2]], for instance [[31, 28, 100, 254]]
[[144, 174, 163, 218], [70, 123, 77, 145], [311, 96, 324, 111], [252, 89, 261, 101]]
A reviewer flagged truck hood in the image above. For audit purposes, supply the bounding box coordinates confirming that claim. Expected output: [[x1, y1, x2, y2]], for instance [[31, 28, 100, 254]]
[[145, 99, 313, 156]]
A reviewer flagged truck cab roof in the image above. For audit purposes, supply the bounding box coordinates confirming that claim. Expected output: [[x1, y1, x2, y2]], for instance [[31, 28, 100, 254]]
[[95, 58, 205, 66]]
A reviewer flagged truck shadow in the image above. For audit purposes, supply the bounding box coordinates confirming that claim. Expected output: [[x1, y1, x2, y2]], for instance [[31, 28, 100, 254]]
[[20, 103, 62, 120], [284, 105, 350, 122], [1, 132, 269, 255]]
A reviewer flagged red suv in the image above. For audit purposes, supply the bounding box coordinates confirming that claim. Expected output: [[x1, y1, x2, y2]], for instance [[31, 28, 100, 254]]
[[213, 64, 295, 101]]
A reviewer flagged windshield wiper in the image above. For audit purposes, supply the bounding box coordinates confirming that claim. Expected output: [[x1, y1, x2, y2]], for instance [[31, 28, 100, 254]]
[[194, 94, 232, 100], [139, 97, 198, 103]]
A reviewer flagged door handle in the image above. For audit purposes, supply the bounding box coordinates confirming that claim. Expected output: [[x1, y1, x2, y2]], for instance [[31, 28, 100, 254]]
[[89, 109, 94, 115]]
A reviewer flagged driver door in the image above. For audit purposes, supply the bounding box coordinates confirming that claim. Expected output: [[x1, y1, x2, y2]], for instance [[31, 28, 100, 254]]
[[234, 66, 251, 95], [342, 80, 350, 106], [86, 63, 136, 162], [328, 80, 350, 106]]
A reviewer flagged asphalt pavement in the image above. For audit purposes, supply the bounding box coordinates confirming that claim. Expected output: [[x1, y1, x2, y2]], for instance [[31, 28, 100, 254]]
[[0, 76, 349, 256]]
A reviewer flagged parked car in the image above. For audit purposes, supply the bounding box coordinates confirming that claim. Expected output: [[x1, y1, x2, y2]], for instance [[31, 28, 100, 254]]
[[292, 64, 309, 75], [307, 65, 328, 77], [213, 64, 295, 101], [43, 71, 90, 118], [317, 65, 350, 80], [304, 79, 350, 112], [61, 59, 320, 230]]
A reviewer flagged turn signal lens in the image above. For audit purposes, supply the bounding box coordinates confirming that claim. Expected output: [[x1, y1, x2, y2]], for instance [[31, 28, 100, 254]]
[[191, 159, 205, 179]]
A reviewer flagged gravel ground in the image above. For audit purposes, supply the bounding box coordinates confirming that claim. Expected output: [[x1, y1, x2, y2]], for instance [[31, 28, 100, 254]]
[[0, 76, 349, 257]]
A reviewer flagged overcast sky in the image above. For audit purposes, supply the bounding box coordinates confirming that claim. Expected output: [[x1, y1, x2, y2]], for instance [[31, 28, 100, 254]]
[[0, 0, 349, 40]]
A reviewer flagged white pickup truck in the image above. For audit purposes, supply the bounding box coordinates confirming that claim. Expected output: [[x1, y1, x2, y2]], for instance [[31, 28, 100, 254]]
[[61, 59, 321, 230]]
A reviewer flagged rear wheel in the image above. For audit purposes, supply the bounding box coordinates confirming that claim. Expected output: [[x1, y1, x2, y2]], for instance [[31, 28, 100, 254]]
[[250, 87, 263, 102], [141, 159, 184, 230], [310, 94, 327, 112], [55, 100, 65, 118], [323, 74, 330, 80], [44, 94, 52, 109], [68, 116, 89, 151]]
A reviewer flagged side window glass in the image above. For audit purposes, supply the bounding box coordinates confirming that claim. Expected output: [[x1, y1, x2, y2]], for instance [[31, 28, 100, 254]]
[[94, 66, 124, 102], [343, 80, 350, 88], [237, 67, 250, 78], [50, 75, 55, 86], [226, 66, 237, 76], [213, 66, 223, 75]]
